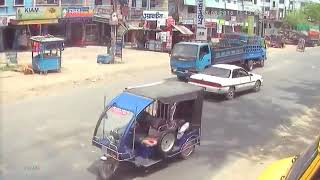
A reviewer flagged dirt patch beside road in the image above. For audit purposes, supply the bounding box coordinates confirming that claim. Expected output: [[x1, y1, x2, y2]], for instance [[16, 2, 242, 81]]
[[0, 47, 170, 104]]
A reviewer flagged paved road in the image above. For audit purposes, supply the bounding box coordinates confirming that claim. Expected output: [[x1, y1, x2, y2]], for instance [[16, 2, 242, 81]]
[[1, 46, 320, 180]]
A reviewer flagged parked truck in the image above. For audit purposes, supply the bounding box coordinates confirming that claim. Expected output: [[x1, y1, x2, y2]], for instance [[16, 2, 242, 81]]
[[170, 34, 267, 79]]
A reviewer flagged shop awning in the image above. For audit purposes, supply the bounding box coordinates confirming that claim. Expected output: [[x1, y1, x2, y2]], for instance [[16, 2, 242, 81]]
[[127, 24, 143, 30], [10, 19, 59, 25], [173, 25, 193, 35], [92, 15, 110, 23]]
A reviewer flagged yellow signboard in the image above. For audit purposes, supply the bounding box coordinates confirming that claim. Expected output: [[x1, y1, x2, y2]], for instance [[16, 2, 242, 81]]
[[17, 7, 61, 20]]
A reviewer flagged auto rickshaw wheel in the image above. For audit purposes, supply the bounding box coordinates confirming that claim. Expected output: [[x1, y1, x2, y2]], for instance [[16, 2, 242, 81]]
[[180, 140, 195, 159], [157, 130, 176, 157], [98, 159, 119, 180]]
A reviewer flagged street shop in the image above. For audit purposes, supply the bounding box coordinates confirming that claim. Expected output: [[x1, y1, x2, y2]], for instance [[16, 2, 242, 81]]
[[30, 35, 64, 74], [142, 10, 172, 52], [124, 7, 144, 48], [59, 7, 96, 46], [9, 7, 61, 49], [93, 5, 125, 46]]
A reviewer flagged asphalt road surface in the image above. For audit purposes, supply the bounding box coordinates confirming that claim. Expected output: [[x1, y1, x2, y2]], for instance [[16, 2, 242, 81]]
[[1, 46, 320, 180]]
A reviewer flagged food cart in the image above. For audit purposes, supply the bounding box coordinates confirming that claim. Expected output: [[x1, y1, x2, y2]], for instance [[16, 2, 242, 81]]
[[30, 35, 64, 74]]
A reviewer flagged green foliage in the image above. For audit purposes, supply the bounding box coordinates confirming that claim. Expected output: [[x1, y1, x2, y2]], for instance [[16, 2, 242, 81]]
[[284, 10, 309, 27], [303, 3, 320, 23], [284, 3, 320, 29]]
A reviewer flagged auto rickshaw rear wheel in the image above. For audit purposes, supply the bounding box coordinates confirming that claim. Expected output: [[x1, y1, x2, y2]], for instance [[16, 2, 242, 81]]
[[98, 158, 119, 180], [157, 129, 176, 157]]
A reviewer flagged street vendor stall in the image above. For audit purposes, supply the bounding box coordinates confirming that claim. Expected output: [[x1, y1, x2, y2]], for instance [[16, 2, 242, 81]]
[[30, 35, 64, 74]]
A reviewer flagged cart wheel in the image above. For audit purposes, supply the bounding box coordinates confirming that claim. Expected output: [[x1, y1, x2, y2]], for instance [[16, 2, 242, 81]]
[[180, 140, 195, 159], [98, 159, 119, 180]]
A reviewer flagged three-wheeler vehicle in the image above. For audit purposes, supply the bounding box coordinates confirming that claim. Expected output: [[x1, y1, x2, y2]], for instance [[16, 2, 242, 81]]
[[92, 81, 204, 179], [258, 136, 320, 180]]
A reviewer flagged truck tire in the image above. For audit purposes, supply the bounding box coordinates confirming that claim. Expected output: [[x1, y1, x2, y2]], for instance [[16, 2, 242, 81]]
[[177, 76, 187, 82], [247, 60, 254, 71], [259, 59, 265, 67]]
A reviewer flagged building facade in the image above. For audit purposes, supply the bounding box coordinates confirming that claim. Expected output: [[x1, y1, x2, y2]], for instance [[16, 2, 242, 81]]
[[172, 0, 263, 39], [0, 0, 33, 51]]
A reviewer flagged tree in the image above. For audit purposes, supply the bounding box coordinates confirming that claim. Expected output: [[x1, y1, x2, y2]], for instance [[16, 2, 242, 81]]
[[283, 10, 309, 28], [303, 3, 320, 24]]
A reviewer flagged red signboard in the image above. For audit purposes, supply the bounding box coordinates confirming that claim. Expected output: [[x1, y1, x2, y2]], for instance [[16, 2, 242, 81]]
[[62, 7, 93, 18], [205, 21, 216, 28]]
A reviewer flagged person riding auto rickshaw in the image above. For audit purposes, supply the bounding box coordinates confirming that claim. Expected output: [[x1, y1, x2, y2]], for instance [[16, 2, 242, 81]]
[[258, 136, 320, 180], [297, 38, 306, 52], [92, 81, 204, 179]]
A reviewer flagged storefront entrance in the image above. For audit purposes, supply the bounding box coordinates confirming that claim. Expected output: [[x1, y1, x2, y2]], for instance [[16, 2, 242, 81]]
[[70, 22, 83, 45], [2, 27, 15, 50]]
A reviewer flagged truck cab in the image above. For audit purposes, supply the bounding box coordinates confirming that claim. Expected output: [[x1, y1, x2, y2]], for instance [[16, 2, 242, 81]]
[[170, 42, 211, 79]]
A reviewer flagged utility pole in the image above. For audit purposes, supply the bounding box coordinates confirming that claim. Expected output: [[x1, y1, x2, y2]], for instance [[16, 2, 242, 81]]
[[110, 0, 119, 63], [262, 0, 265, 36]]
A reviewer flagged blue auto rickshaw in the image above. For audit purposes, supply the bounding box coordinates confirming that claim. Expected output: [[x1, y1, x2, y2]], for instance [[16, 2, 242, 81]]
[[92, 81, 204, 179]]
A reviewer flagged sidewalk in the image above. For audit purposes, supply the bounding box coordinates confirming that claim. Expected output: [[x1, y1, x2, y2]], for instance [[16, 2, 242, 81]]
[[0, 46, 170, 104]]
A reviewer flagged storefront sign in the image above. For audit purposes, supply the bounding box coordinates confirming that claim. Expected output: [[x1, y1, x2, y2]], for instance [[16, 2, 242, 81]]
[[62, 7, 93, 18], [205, 21, 215, 28], [92, 16, 109, 23], [196, 0, 205, 27], [182, 19, 194, 25], [94, 5, 113, 16], [196, 27, 207, 41], [0, 17, 8, 26], [16, 7, 60, 20], [143, 11, 168, 21], [130, 8, 144, 19], [115, 36, 123, 58]]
